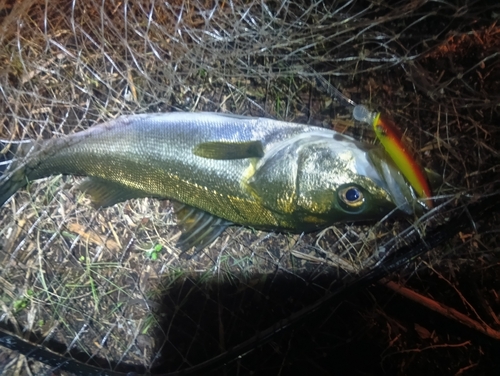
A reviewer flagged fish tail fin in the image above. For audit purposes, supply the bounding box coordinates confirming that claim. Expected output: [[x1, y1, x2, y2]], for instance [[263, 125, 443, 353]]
[[0, 140, 32, 207]]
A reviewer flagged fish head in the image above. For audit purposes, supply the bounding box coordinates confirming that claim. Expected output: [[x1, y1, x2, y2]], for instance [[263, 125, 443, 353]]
[[292, 135, 423, 227]]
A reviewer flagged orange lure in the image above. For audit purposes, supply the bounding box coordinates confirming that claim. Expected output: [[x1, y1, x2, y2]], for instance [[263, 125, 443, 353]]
[[372, 113, 433, 209]]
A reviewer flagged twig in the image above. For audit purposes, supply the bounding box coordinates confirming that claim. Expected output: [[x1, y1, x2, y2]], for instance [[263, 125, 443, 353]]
[[382, 279, 500, 340]]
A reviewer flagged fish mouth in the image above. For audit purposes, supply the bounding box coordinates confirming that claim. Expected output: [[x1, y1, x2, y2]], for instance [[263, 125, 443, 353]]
[[366, 148, 424, 216]]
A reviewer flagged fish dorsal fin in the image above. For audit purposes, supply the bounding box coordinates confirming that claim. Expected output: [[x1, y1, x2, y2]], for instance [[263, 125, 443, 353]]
[[193, 140, 264, 160], [173, 201, 231, 252], [79, 177, 149, 208]]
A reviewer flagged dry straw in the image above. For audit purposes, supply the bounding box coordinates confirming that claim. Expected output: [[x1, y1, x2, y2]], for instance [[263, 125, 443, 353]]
[[0, 1, 499, 374]]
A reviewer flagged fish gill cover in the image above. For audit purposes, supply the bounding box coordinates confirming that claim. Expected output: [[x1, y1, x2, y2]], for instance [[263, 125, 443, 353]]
[[0, 1, 499, 375]]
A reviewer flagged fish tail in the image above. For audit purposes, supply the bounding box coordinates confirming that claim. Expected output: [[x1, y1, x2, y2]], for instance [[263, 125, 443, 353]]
[[0, 140, 32, 207]]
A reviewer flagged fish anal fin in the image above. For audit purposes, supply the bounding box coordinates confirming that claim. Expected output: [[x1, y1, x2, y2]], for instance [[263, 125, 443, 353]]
[[79, 177, 149, 208], [173, 201, 230, 253], [193, 141, 264, 160]]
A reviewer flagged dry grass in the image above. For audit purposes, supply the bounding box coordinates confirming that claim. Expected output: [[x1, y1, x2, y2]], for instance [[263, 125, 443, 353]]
[[0, 0, 499, 375]]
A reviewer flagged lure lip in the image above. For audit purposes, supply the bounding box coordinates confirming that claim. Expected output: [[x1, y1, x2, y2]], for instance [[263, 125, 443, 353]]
[[372, 112, 433, 209]]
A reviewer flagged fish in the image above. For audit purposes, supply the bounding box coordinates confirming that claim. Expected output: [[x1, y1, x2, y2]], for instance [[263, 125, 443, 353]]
[[0, 112, 422, 252]]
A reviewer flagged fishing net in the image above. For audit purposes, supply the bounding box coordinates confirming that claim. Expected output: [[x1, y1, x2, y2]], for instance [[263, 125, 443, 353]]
[[0, 0, 499, 374]]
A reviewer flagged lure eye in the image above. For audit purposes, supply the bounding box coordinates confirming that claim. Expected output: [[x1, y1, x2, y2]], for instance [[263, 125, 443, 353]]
[[339, 186, 364, 208]]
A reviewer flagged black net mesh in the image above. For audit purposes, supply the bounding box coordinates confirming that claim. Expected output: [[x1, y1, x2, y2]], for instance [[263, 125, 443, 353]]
[[0, 1, 499, 375]]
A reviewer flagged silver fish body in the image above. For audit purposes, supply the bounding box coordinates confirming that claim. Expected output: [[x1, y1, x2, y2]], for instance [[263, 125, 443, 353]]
[[0, 112, 417, 250]]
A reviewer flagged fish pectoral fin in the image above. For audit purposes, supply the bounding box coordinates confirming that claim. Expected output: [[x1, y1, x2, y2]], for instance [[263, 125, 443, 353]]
[[79, 177, 149, 208], [193, 140, 264, 160], [173, 201, 231, 252]]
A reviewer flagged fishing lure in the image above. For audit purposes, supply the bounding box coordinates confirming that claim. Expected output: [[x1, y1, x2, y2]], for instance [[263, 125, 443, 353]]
[[353, 105, 433, 209], [310, 73, 433, 209]]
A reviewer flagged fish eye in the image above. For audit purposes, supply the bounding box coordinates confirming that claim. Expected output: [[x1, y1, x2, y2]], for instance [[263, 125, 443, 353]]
[[339, 186, 364, 208]]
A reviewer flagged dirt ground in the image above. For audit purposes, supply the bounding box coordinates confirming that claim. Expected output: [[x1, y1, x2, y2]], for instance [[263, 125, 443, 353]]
[[0, 1, 499, 375]]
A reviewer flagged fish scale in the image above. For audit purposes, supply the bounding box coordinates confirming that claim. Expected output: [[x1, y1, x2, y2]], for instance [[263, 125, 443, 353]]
[[0, 112, 420, 251]]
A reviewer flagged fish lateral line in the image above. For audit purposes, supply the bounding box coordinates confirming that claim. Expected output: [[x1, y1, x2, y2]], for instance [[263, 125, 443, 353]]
[[0, 111, 427, 251]]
